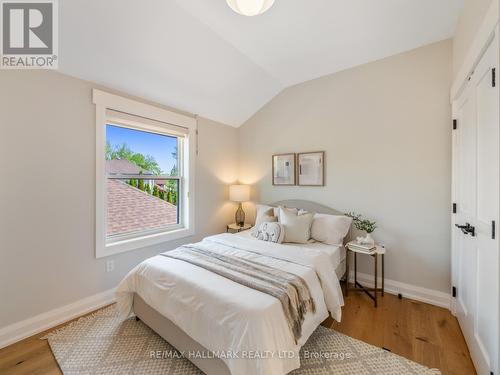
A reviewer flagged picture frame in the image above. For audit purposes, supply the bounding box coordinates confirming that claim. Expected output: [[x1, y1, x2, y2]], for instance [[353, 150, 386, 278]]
[[297, 151, 325, 186], [272, 153, 296, 185]]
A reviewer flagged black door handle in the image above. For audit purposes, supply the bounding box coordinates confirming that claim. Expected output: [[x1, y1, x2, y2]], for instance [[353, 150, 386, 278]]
[[455, 223, 475, 237]]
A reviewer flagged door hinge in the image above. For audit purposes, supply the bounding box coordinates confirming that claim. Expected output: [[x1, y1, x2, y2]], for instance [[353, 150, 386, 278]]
[[493, 68, 496, 87], [452, 286, 457, 298], [453, 119, 457, 130], [452, 203, 457, 214], [492, 221, 496, 240]]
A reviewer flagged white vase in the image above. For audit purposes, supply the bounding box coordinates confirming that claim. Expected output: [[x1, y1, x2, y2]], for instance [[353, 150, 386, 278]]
[[364, 233, 375, 245]]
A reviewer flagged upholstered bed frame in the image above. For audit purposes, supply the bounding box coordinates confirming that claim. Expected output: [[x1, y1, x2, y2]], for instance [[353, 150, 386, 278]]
[[133, 200, 351, 375]]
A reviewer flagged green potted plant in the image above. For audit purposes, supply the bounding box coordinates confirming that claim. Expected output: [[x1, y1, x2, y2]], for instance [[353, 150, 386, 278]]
[[346, 212, 377, 245]]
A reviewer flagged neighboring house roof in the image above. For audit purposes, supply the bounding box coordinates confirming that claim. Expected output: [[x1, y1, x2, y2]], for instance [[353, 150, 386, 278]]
[[107, 179, 177, 236], [105, 159, 152, 175]]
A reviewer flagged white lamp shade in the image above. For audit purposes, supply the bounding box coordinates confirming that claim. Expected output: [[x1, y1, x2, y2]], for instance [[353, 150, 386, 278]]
[[229, 185, 250, 202], [226, 0, 275, 16]]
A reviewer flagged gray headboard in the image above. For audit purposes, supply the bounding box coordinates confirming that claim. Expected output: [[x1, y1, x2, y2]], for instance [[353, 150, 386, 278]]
[[269, 200, 353, 244], [270, 200, 344, 216]]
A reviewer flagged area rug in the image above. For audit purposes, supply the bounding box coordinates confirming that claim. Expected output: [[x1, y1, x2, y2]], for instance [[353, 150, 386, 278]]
[[43, 305, 440, 375]]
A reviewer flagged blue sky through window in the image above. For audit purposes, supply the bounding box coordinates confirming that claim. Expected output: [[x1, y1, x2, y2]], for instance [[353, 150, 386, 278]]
[[106, 124, 177, 174]]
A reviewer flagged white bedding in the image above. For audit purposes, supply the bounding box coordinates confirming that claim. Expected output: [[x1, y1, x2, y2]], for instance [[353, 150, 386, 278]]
[[116, 233, 344, 375], [234, 230, 346, 271]]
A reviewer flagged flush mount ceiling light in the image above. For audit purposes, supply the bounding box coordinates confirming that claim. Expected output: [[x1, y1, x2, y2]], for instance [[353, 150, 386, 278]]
[[226, 0, 275, 16]]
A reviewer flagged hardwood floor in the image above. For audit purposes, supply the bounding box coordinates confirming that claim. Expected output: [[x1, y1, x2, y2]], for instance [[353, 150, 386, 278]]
[[0, 307, 104, 375], [324, 292, 476, 375], [0, 293, 475, 375]]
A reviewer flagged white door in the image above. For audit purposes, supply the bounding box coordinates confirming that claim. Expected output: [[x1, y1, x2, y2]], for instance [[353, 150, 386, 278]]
[[452, 30, 499, 375]]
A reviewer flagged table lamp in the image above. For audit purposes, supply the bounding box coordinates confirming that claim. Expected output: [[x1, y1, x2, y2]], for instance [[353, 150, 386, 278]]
[[229, 185, 250, 227]]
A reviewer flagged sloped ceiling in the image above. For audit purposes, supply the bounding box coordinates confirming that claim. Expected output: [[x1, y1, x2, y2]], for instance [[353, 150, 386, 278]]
[[60, 0, 463, 126]]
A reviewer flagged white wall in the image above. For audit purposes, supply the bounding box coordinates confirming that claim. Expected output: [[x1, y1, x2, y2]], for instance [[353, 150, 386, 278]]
[[238, 40, 453, 294], [0, 38, 456, 333], [0, 71, 238, 328], [453, 0, 495, 78]]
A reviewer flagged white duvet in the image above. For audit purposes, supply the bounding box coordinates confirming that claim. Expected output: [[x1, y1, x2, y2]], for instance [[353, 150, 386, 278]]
[[116, 233, 344, 375]]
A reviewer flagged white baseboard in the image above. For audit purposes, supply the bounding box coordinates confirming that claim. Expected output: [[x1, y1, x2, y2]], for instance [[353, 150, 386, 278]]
[[349, 272, 451, 309], [0, 288, 116, 349]]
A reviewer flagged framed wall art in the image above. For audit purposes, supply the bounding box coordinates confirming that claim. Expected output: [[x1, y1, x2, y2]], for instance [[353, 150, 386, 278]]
[[297, 151, 324, 186], [272, 153, 296, 185]]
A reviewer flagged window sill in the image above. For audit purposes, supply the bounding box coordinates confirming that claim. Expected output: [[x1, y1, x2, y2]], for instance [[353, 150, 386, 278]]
[[96, 227, 194, 258]]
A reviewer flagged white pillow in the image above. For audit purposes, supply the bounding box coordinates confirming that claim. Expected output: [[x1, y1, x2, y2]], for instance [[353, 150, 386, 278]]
[[254, 204, 278, 228], [277, 206, 299, 221], [311, 213, 352, 246], [255, 204, 298, 221], [256, 204, 272, 213], [279, 207, 314, 244], [251, 222, 285, 243]]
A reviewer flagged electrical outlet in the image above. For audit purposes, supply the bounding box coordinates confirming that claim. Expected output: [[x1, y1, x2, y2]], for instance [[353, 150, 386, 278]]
[[106, 260, 115, 273]]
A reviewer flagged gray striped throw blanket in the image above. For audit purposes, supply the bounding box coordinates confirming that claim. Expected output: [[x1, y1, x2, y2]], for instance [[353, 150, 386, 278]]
[[161, 245, 316, 343]]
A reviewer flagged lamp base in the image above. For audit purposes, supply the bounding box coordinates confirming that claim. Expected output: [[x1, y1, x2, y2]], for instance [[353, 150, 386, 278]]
[[235, 203, 245, 227]]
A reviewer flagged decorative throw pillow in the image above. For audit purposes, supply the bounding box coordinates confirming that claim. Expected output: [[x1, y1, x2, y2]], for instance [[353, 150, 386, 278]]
[[311, 213, 353, 246], [279, 207, 314, 244], [251, 222, 285, 243]]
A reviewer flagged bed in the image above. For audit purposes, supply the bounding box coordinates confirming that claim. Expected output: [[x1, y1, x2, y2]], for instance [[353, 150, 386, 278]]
[[234, 229, 347, 280], [116, 200, 350, 375]]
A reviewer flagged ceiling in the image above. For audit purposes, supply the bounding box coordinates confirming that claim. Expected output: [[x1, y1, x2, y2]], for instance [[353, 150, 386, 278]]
[[60, 0, 463, 127]]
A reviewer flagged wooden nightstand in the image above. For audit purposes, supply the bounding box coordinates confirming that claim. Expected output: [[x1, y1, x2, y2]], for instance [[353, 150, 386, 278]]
[[345, 242, 386, 307], [226, 223, 252, 233]]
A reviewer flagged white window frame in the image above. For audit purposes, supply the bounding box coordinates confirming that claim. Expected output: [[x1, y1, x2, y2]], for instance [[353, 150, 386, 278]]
[[93, 89, 196, 258]]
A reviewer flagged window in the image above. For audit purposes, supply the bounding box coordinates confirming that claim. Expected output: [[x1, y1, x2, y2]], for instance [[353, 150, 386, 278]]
[[106, 124, 181, 238], [93, 90, 196, 258]]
